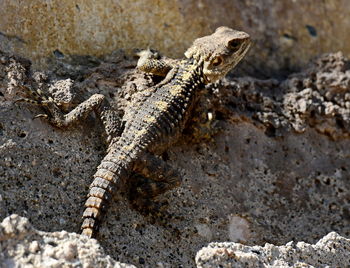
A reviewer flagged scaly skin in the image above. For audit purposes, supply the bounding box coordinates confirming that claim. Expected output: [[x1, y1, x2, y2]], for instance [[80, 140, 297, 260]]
[[81, 59, 207, 236], [82, 26, 251, 237]]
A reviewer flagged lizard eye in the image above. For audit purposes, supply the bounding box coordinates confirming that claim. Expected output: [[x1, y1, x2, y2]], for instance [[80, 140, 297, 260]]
[[228, 39, 242, 51], [212, 57, 223, 67]]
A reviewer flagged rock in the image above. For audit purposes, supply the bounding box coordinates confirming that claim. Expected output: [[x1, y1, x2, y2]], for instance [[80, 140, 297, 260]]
[[1, 50, 350, 267], [1, 1, 350, 77], [215, 52, 350, 139], [0, 214, 135, 268], [195, 232, 350, 268]]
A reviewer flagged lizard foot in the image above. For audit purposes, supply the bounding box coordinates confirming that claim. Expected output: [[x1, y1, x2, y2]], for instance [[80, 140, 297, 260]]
[[15, 84, 63, 122]]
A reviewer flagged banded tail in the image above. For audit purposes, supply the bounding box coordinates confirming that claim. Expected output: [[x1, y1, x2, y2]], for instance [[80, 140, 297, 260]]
[[81, 151, 130, 237]]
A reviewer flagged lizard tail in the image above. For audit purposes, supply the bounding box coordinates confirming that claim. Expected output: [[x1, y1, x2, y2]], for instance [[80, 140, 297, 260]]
[[81, 155, 128, 238]]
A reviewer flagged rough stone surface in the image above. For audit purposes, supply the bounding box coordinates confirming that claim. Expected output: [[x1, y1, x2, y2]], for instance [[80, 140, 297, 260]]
[[1, 0, 350, 77], [214, 52, 350, 140], [1, 50, 350, 267], [196, 232, 350, 268], [0, 214, 135, 268]]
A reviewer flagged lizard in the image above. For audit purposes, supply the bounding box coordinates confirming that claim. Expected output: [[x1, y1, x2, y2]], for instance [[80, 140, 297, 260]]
[[16, 26, 251, 238]]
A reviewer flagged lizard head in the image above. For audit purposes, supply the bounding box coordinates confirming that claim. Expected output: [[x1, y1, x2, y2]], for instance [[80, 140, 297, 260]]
[[184, 26, 251, 83]]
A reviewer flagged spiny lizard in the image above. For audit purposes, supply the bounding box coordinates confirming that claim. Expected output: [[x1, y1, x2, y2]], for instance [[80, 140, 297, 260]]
[[16, 26, 251, 238]]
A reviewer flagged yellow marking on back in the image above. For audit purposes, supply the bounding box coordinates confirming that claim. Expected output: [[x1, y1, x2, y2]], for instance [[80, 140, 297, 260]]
[[169, 85, 182, 96], [156, 101, 168, 111], [135, 128, 147, 137], [181, 72, 192, 80], [186, 64, 197, 72], [122, 144, 134, 151], [145, 116, 157, 123]]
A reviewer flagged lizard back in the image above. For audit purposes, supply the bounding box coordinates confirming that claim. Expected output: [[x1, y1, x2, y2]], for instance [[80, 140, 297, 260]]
[[81, 58, 205, 237]]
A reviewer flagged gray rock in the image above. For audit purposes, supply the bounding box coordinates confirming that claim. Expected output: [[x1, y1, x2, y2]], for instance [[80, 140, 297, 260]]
[[1, 51, 350, 267], [195, 232, 350, 268], [1, 0, 350, 78], [215, 52, 350, 139], [0, 214, 135, 268]]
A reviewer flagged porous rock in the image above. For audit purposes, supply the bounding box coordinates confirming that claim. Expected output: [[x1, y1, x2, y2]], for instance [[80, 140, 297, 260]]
[[0, 214, 135, 268], [1, 0, 350, 78], [0, 50, 350, 267], [214, 52, 350, 140], [195, 232, 350, 268]]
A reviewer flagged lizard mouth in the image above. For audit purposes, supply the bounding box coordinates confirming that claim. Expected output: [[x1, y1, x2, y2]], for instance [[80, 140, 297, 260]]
[[203, 71, 226, 84], [203, 74, 211, 84]]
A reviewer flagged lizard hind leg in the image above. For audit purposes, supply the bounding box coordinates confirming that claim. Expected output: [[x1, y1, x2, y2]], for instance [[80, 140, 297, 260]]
[[128, 172, 182, 235], [129, 152, 182, 220], [132, 151, 182, 197]]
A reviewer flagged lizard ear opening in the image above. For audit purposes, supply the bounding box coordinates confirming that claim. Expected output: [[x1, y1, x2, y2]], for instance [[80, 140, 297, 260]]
[[212, 56, 223, 67], [227, 39, 242, 52]]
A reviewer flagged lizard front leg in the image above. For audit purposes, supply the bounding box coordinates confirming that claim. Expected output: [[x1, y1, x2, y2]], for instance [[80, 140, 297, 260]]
[[137, 49, 178, 77]]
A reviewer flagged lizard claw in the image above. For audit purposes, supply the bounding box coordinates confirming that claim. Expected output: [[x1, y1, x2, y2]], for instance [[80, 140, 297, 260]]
[[33, 114, 49, 120], [14, 98, 24, 103], [14, 98, 40, 105]]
